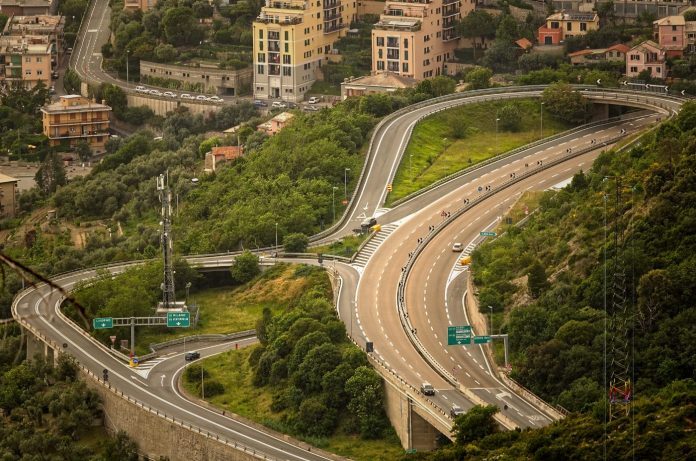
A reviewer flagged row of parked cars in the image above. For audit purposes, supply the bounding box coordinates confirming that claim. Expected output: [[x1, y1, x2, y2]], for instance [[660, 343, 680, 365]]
[[134, 86, 224, 103], [253, 96, 322, 112]]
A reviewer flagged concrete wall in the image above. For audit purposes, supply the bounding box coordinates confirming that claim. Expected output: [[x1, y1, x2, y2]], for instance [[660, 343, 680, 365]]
[[126, 94, 222, 117]]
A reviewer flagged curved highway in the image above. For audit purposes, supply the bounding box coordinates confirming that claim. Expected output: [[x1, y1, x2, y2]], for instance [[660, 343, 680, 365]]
[[13, 89, 685, 458]]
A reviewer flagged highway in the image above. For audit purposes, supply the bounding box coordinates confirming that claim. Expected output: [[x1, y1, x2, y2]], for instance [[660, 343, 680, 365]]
[[12, 88, 685, 458]]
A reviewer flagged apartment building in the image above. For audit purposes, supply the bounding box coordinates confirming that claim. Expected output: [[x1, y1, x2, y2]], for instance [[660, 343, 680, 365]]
[[252, 0, 358, 102], [41, 95, 111, 153], [568, 43, 629, 65], [0, 0, 53, 16], [0, 36, 52, 88], [653, 15, 696, 57], [371, 0, 470, 81], [123, 0, 157, 12], [625, 40, 666, 78], [3, 14, 65, 62], [552, 0, 688, 20], [0, 173, 18, 219], [537, 11, 599, 45]]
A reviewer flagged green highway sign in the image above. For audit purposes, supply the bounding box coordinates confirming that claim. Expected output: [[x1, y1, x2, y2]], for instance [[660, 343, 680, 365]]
[[474, 335, 491, 344], [167, 311, 190, 328], [480, 231, 497, 237], [93, 317, 113, 329], [448, 325, 472, 345]]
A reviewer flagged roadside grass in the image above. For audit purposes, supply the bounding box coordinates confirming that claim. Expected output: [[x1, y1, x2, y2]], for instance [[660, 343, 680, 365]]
[[184, 347, 405, 461], [309, 234, 367, 258], [135, 264, 317, 353], [309, 80, 341, 96], [386, 99, 574, 206], [494, 191, 546, 233]]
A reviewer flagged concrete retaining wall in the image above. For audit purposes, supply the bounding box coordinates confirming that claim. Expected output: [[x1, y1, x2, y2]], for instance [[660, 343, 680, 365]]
[[126, 95, 222, 117]]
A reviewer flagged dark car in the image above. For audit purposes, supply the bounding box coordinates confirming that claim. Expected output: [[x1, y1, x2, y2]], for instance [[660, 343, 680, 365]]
[[253, 99, 268, 107], [420, 382, 435, 396], [361, 217, 377, 228], [450, 405, 464, 418], [185, 351, 200, 361]]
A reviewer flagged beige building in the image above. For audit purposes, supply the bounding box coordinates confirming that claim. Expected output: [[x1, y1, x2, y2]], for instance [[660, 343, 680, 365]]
[[257, 111, 295, 135], [252, 0, 358, 102], [41, 95, 111, 153], [3, 14, 65, 69], [139, 60, 253, 96], [0, 0, 53, 16], [371, 0, 471, 81], [0, 173, 18, 219], [341, 72, 416, 99], [0, 35, 53, 88]]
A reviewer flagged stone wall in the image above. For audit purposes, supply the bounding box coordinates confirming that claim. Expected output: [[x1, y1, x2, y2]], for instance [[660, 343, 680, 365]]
[[126, 95, 222, 117]]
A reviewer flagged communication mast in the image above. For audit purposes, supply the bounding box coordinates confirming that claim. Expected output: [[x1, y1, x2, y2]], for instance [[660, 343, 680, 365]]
[[156, 173, 182, 313]]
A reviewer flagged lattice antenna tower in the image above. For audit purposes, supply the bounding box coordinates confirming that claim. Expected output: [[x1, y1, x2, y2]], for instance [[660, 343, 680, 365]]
[[157, 173, 176, 310], [608, 178, 632, 419]]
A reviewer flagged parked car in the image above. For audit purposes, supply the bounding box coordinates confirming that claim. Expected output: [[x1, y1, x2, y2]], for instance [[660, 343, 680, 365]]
[[135, 85, 148, 93], [308, 96, 321, 104], [271, 101, 287, 109], [361, 217, 377, 229], [195, 95, 208, 101], [420, 382, 435, 396], [304, 105, 320, 112], [51, 71, 59, 80], [149, 89, 163, 96], [452, 242, 464, 252], [180, 93, 193, 100], [207, 95, 223, 103], [450, 405, 464, 418], [253, 99, 268, 107], [184, 351, 200, 361], [163, 91, 177, 98]]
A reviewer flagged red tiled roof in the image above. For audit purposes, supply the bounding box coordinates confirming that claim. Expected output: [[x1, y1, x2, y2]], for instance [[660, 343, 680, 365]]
[[211, 146, 243, 160], [515, 38, 533, 50]]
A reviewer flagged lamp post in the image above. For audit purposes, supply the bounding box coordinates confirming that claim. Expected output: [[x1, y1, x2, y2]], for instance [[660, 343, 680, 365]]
[[495, 117, 500, 153], [126, 49, 130, 89], [275, 222, 278, 249], [488, 305, 493, 335], [540, 101, 545, 140], [409, 153, 413, 180], [332, 186, 338, 222], [344, 168, 350, 199]]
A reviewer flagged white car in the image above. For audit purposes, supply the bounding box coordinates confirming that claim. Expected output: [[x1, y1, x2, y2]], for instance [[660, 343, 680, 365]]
[[149, 89, 162, 96], [135, 85, 148, 93], [163, 91, 177, 98], [271, 101, 287, 109], [195, 95, 208, 101], [308, 96, 320, 104], [452, 243, 463, 252], [207, 95, 223, 103], [180, 93, 193, 100]]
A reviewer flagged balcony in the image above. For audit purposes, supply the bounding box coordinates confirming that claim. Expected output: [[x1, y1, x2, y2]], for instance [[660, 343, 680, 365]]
[[323, 0, 341, 8], [265, 0, 306, 9], [324, 23, 346, 34], [255, 15, 303, 25], [374, 18, 421, 32], [324, 11, 341, 21], [442, 28, 460, 42], [49, 130, 109, 140], [442, 4, 458, 17], [442, 0, 458, 4]]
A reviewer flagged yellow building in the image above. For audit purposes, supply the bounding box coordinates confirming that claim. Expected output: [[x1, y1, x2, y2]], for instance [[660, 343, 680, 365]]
[[41, 95, 112, 153], [123, 0, 157, 11], [537, 11, 599, 46], [0, 173, 18, 219], [371, 0, 473, 80], [0, 36, 53, 88], [252, 0, 358, 102]]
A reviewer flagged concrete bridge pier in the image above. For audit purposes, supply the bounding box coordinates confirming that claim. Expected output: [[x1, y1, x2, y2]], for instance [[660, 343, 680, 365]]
[[25, 328, 56, 364], [590, 102, 610, 121]]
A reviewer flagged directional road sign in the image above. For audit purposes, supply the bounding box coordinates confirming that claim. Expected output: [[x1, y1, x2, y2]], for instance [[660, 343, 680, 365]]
[[474, 335, 491, 344], [480, 231, 497, 237], [448, 325, 472, 345], [166, 311, 190, 328], [93, 317, 113, 329]]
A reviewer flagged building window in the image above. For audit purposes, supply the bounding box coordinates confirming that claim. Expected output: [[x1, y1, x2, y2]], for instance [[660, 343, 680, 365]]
[[259, 41, 264, 51], [387, 36, 399, 47], [402, 63, 408, 72], [550, 21, 559, 29], [258, 53, 266, 63], [404, 39, 408, 49], [285, 31, 289, 40], [388, 61, 399, 72], [673, 36, 677, 42], [630, 66, 638, 73], [283, 55, 291, 64], [285, 43, 289, 52], [283, 67, 292, 76], [37, 70, 43, 75], [259, 30, 263, 39], [25, 69, 32, 75], [656, 67, 661, 73], [580, 22, 587, 31], [377, 60, 384, 70], [404, 51, 408, 60], [25, 57, 31, 63], [376, 37, 384, 46], [387, 49, 399, 60], [566, 22, 572, 31], [36, 57, 42, 62], [672, 25, 677, 31], [378, 49, 383, 59], [269, 64, 280, 75], [257, 65, 265, 74]]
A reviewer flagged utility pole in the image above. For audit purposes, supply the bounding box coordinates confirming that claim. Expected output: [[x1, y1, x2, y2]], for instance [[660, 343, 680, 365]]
[[344, 168, 350, 199], [332, 186, 338, 222], [157, 174, 176, 311], [540, 102, 544, 140], [126, 49, 130, 89]]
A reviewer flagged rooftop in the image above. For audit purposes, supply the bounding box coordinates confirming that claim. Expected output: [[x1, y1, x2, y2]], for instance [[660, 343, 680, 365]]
[[547, 11, 598, 22], [211, 146, 243, 160], [6, 14, 64, 28], [0, 173, 18, 184], [0, 0, 52, 6], [653, 15, 686, 27], [41, 95, 112, 113], [343, 72, 417, 89], [272, 111, 295, 123]]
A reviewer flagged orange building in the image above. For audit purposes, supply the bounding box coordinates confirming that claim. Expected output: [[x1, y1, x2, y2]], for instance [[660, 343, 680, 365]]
[[41, 95, 112, 153], [0, 36, 52, 88]]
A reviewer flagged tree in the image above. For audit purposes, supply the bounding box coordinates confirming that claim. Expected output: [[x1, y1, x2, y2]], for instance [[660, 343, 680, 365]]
[[542, 83, 588, 124], [230, 250, 260, 284], [154, 43, 178, 62], [359, 93, 393, 117], [465, 66, 492, 89], [35, 152, 67, 194], [75, 140, 92, 162], [527, 260, 549, 298], [63, 68, 81, 94], [162, 7, 204, 46], [459, 10, 496, 59], [256, 306, 273, 345], [283, 233, 309, 252], [429, 76, 456, 97], [295, 396, 337, 437], [498, 103, 521, 132], [452, 404, 498, 445], [100, 431, 139, 461], [685, 10, 696, 22], [345, 366, 388, 438]]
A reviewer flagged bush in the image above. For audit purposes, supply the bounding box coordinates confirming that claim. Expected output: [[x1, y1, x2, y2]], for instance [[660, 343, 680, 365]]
[[283, 233, 309, 253], [498, 104, 521, 132], [202, 379, 224, 397], [230, 250, 260, 284]]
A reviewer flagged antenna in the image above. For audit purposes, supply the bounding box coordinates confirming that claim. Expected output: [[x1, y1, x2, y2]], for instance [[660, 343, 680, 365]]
[[157, 173, 177, 311]]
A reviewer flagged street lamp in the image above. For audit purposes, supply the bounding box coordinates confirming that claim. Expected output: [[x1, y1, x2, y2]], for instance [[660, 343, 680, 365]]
[[126, 49, 130, 89], [488, 305, 493, 335], [540, 102, 545, 140], [185, 282, 192, 304], [332, 186, 338, 222], [495, 117, 500, 153], [344, 168, 350, 199]]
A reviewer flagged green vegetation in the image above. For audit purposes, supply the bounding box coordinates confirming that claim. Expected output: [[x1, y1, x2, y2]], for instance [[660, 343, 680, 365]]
[[310, 234, 367, 258], [0, 83, 50, 160], [387, 99, 573, 204], [0, 341, 140, 460], [469, 102, 696, 413], [183, 264, 402, 460]]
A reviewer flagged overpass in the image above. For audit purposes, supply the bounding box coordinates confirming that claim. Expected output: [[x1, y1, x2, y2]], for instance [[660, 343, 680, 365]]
[[12, 87, 686, 459]]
